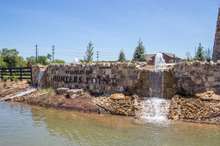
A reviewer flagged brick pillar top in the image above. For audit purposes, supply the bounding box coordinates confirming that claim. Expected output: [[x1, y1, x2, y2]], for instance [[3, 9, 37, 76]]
[[213, 8, 220, 61]]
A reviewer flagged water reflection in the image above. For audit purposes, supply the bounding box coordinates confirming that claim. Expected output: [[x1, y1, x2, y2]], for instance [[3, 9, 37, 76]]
[[1, 102, 220, 146]]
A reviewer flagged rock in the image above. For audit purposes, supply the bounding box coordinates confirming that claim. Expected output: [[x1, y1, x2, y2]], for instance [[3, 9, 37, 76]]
[[196, 90, 220, 101], [66, 89, 84, 99], [56, 88, 69, 95], [110, 93, 127, 100]]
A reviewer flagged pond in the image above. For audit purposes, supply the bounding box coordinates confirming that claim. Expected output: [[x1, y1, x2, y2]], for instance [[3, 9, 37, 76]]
[[0, 102, 220, 146]]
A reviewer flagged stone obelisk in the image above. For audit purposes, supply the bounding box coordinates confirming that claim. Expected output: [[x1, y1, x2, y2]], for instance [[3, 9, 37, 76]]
[[213, 8, 220, 61]]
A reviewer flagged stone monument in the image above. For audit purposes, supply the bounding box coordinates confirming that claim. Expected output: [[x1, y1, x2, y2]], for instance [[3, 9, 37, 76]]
[[213, 8, 220, 61]]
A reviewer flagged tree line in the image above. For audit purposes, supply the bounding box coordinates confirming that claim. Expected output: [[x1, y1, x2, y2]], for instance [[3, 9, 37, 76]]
[[0, 41, 212, 68], [187, 43, 212, 62], [83, 39, 146, 63], [0, 48, 65, 68], [83, 40, 213, 63]]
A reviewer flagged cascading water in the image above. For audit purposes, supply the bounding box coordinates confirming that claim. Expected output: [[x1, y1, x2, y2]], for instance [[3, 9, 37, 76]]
[[138, 53, 170, 123], [138, 97, 170, 123], [155, 52, 166, 72], [37, 69, 45, 88]]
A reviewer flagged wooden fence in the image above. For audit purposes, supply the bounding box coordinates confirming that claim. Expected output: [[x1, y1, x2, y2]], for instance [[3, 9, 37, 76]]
[[0, 67, 32, 81]]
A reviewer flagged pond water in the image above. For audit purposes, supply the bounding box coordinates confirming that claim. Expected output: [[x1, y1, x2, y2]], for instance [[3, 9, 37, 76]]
[[0, 102, 220, 146]]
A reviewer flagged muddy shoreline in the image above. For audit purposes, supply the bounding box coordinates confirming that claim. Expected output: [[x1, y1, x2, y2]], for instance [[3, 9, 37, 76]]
[[2, 81, 220, 125]]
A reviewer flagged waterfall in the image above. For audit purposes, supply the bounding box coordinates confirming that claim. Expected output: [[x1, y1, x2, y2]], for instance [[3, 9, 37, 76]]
[[155, 52, 166, 72], [137, 53, 170, 123], [37, 70, 45, 88], [137, 98, 170, 123]]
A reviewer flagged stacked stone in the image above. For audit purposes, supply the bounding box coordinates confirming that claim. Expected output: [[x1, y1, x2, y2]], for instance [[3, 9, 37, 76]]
[[213, 8, 220, 61], [169, 95, 220, 123], [40, 62, 176, 98], [93, 93, 140, 116], [174, 61, 220, 95]]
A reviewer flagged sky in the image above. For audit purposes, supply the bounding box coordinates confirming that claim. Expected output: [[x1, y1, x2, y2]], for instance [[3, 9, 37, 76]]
[[0, 0, 220, 62]]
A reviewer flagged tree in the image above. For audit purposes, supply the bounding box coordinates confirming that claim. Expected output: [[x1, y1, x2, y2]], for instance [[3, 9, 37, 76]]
[[53, 59, 65, 64], [194, 43, 205, 61], [0, 48, 26, 67], [118, 49, 126, 62], [27, 56, 49, 65], [205, 48, 212, 62], [84, 41, 94, 63], [0, 55, 6, 67], [133, 39, 145, 61], [47, 53, 52, 62], [37, 56, 49, 65]]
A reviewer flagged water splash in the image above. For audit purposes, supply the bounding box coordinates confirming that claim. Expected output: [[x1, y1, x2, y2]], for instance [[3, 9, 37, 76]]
[[73, 58, 80, 64], [137, 53, 169, 123], [155, 53, 166, 72], [137, 98, 170, 123], [37, 70, 45, 88]]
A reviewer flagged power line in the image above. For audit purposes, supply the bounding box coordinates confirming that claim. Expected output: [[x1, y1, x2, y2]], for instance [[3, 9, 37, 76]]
[[96, 51, 99, 62], [35, 44, 38, 63], [52, 45, 55, 62]]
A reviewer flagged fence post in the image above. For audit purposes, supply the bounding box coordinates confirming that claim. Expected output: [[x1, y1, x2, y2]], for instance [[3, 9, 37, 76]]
[[9, 68, 12, 81], [0, 67, 2, 80], [19, 68, 22, 80], [30, 67, 33, 85]]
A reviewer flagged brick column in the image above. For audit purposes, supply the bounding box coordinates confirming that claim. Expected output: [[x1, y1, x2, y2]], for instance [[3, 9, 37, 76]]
[[213, 8, 220, 61]]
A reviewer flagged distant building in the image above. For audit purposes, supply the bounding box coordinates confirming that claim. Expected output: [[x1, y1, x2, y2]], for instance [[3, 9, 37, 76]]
[[144, 53, 182, 65]]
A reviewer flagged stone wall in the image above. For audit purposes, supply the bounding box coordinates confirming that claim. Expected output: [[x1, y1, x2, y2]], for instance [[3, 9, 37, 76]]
[[35, 61, 220, 98], [174, 61, 220, 95], [41, 63, 176, 98]]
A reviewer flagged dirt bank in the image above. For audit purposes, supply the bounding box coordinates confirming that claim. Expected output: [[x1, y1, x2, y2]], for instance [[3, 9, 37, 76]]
[[12, 88, 101, 113], [0, 81, 30, 98]]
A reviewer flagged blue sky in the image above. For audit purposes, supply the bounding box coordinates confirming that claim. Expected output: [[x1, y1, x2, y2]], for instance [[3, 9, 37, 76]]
[[0, 0, 220, 62]]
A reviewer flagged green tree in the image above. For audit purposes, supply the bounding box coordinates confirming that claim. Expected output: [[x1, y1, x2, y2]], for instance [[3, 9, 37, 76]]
[[27, 56, 49, 65], [16, 56, 27, 67], [0, 55, 6, 67], [84, 41, 94, 63], [53, 59, 65, 64], [133, 39, 145, 61], [37, 56, 49, 65], [26, 56, 36, 65], [195, 43, 205, 61], [205, 48, 212, 62], [0, 48, 26, 67], [118, 49, 126, 62], [47, 53, 52, 62]]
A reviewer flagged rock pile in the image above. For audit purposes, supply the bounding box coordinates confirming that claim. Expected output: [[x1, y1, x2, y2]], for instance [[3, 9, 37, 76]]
[[169, 95, 220, 124], [93, 93, 140, 116]]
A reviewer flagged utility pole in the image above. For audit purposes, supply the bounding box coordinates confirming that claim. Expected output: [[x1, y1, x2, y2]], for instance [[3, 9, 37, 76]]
[[96, 51, 99, 62], [52, 45, 55, 62], [35, 44, 38, 63]]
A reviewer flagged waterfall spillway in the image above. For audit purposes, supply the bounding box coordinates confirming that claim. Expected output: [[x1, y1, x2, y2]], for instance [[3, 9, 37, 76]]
[[137, 53, 170, 123], [155, 53, 166, 72], [37, 70, 45, 88], [138, 98, 170, 123]]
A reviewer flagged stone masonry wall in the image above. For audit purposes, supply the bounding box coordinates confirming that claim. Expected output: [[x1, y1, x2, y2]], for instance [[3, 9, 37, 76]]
[[41, 62, 176, 98], [174, 61, 220, 95]]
